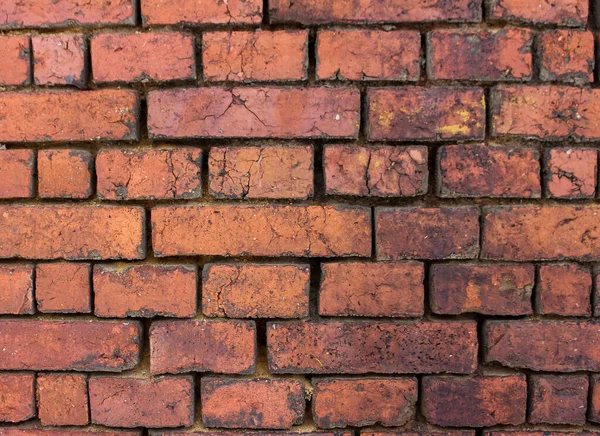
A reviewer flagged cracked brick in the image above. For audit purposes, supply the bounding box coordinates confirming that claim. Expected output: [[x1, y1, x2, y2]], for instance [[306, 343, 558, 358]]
[[0, 264, 34, 315], [32, 34, 86, 86], [546, 148, 597, 198], [539, 30, 594, 84], [38, 149, 92, 199], [141, 0, 262, 25], [36, 263, 91, 313]]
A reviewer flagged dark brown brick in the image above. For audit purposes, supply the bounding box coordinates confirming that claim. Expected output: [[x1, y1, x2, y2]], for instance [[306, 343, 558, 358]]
[[529, 375, 588, 424]]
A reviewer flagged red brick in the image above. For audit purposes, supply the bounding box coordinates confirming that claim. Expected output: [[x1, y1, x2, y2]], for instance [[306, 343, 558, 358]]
[[365, 432, 475, 436], [546, 148, 597, 198], [270, 0, 481, 23], [376, 207, 479, 260], [491, 86, 600, 140], [439, 144, 540, 198], [0, 320, 141, 371], [487, 433, 600, 436], [201, 378, 304, 429], [529, 375, 588, 424], [484, 320, 600, 371], [0, 264, 34, 315], [539, 30, 594, 84], [38, 149, 92, 199], [209, 145, 313, 199], [317, 30, 420, 81], [0, 0, 134, 28], [422, 376, 527, 427], [538, 264, 591, 316], [0, 36, 30, 85], [148, 87, 360, 139], [32, 35, 86, 87], [37, 373, 89, 426], [590, 375, 600, 423], [487, 0, 588, 25], [157, 433, 348, 436], [319, 262, 424, 317], [324, 145, 428, 197], [483, 206, 600, 261], [94, 264, 197, 318], [36, 263, 91, 313], [431, 264, 534, 315], [267, 321, 477, 374], [0, 431, 139, 436], [312, 378, 417, 428], [368, 87, 485, 141], [89, 376, 193, 428], [150, 319, 256, 374], [0, 90, 139, 142], [152, 205, 371, 257], [96, 147, 202, 200], [428, 29, 532, 80], [92, 32, 195, 83], [0, 373, 35, 423], [203, 264, 309, 318], [203, 30, 307, 81], [0, 149, 34, 199], [141, 0, 262, 25], [0, 206, 144, 260]]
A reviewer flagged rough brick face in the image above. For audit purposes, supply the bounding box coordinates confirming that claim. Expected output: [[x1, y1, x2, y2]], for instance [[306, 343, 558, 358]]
[[537, 264, 592, 316], [0, 36, 30, 85], [0, 149, 34, 199], [0, 373, 35, 423], [36, 263, 91, 313], [529, 375, 588, 424], [141, 0, 262, 25], [202, 264, 310, 318], [203, 31, 308, 81], [545, 148, 597, 198], [0, 264, 34, 315], [590, 376, 600, 423], [201, 378, 305, 429], [319, 262, 424, 317], [312, 378, 418, 428], [317, 30, 420, 81], [32, 34, 86, 86], [539, 30, 594, 84], [422, 376, 527, 427], [486, 0, 588, 25], [38, 149, 92, 199], [427, 29, 532, 81], [37, 373, 89, 426]]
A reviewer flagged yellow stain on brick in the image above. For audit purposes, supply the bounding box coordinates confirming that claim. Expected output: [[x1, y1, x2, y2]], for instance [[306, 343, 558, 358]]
[[437, 124, 470, 135], [378, 111, 395, 128]]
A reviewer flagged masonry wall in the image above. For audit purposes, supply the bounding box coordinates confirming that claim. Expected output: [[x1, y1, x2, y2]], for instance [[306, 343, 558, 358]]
[[1, 0, 600, 435]]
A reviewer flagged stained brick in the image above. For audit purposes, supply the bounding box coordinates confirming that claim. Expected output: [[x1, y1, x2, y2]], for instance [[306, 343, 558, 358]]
[[0, 36, 30, 85], [0, 373, 35, 423], [545, 148, 597, 198], [537, 264, 592, 316], [38, 149, 92, 199], [486, 0, 588, 25], [141, 0, 262, 25], [529, 375, 588, 424], [32, 35, 86, 86], [539, 30, 594, 84]]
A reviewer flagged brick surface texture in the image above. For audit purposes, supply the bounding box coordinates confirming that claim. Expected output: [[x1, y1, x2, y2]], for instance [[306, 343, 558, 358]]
[[1, 0, 600, 433]]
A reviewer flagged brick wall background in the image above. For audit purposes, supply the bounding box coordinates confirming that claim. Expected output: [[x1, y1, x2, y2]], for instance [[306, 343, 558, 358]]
[[1, 0, 600, 435]]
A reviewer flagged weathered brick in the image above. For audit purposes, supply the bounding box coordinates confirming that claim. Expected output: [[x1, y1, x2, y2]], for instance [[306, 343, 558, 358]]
[[538, 264, 591, 316], [482, 206, 600, 261], [539, 30, 594, 84], [209, 145, 313, 199], [368, 87, 485, 141], [141, 0, 262, 25], [270, 0, 482, 23], [152, 205, 371, 257], [89, 376, 194, 428], [202, 378, 305, 429], [94, 264, 197, 318], [439, 144, 540, 198], [0, 206, 144, 260], [92, 32, 195, 83], [312, 378, 417, 428], [155, 433, 348, 436], [0, 320, 141, 371], [319, 262, 424, 317], [590, 375, 600, 423], [529, 375, 588, 424], [546, 148, 597, 198], [365, 432, 475, 436], [317, 30, 420, 81], [0, 0, 134, 28], [147, 87, 360, 139], [0, 431, 139, 436], [430, 264, 534, 315], [37, 373, 89, 426], [0, 36, 30, 85], [267, 321, 477, 374], [376, 207, 479, 260], [203, 264, 309, 318], [0, 264, 34, 315], [150, 319, 256, 374], [203, 30, 307, 81], [36, 263, 91, 313], [38, 149, 92, 199], [0, 149, 34, 199], [491, 86, 600, 140], [96, 148, 202, 200], [422, 376, 527, 427], [324, 145, 428, 197], [0, 373, 35, 423], [32, 34, 86, 86], [484, 320, 600, 371], [486, 0, 588, 25], [0, 90, 139, 142], [428, 29, 532, 81]]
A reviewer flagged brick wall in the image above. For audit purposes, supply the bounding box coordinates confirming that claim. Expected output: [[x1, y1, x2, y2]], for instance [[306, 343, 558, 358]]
[[0, 0, 600, 434]]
